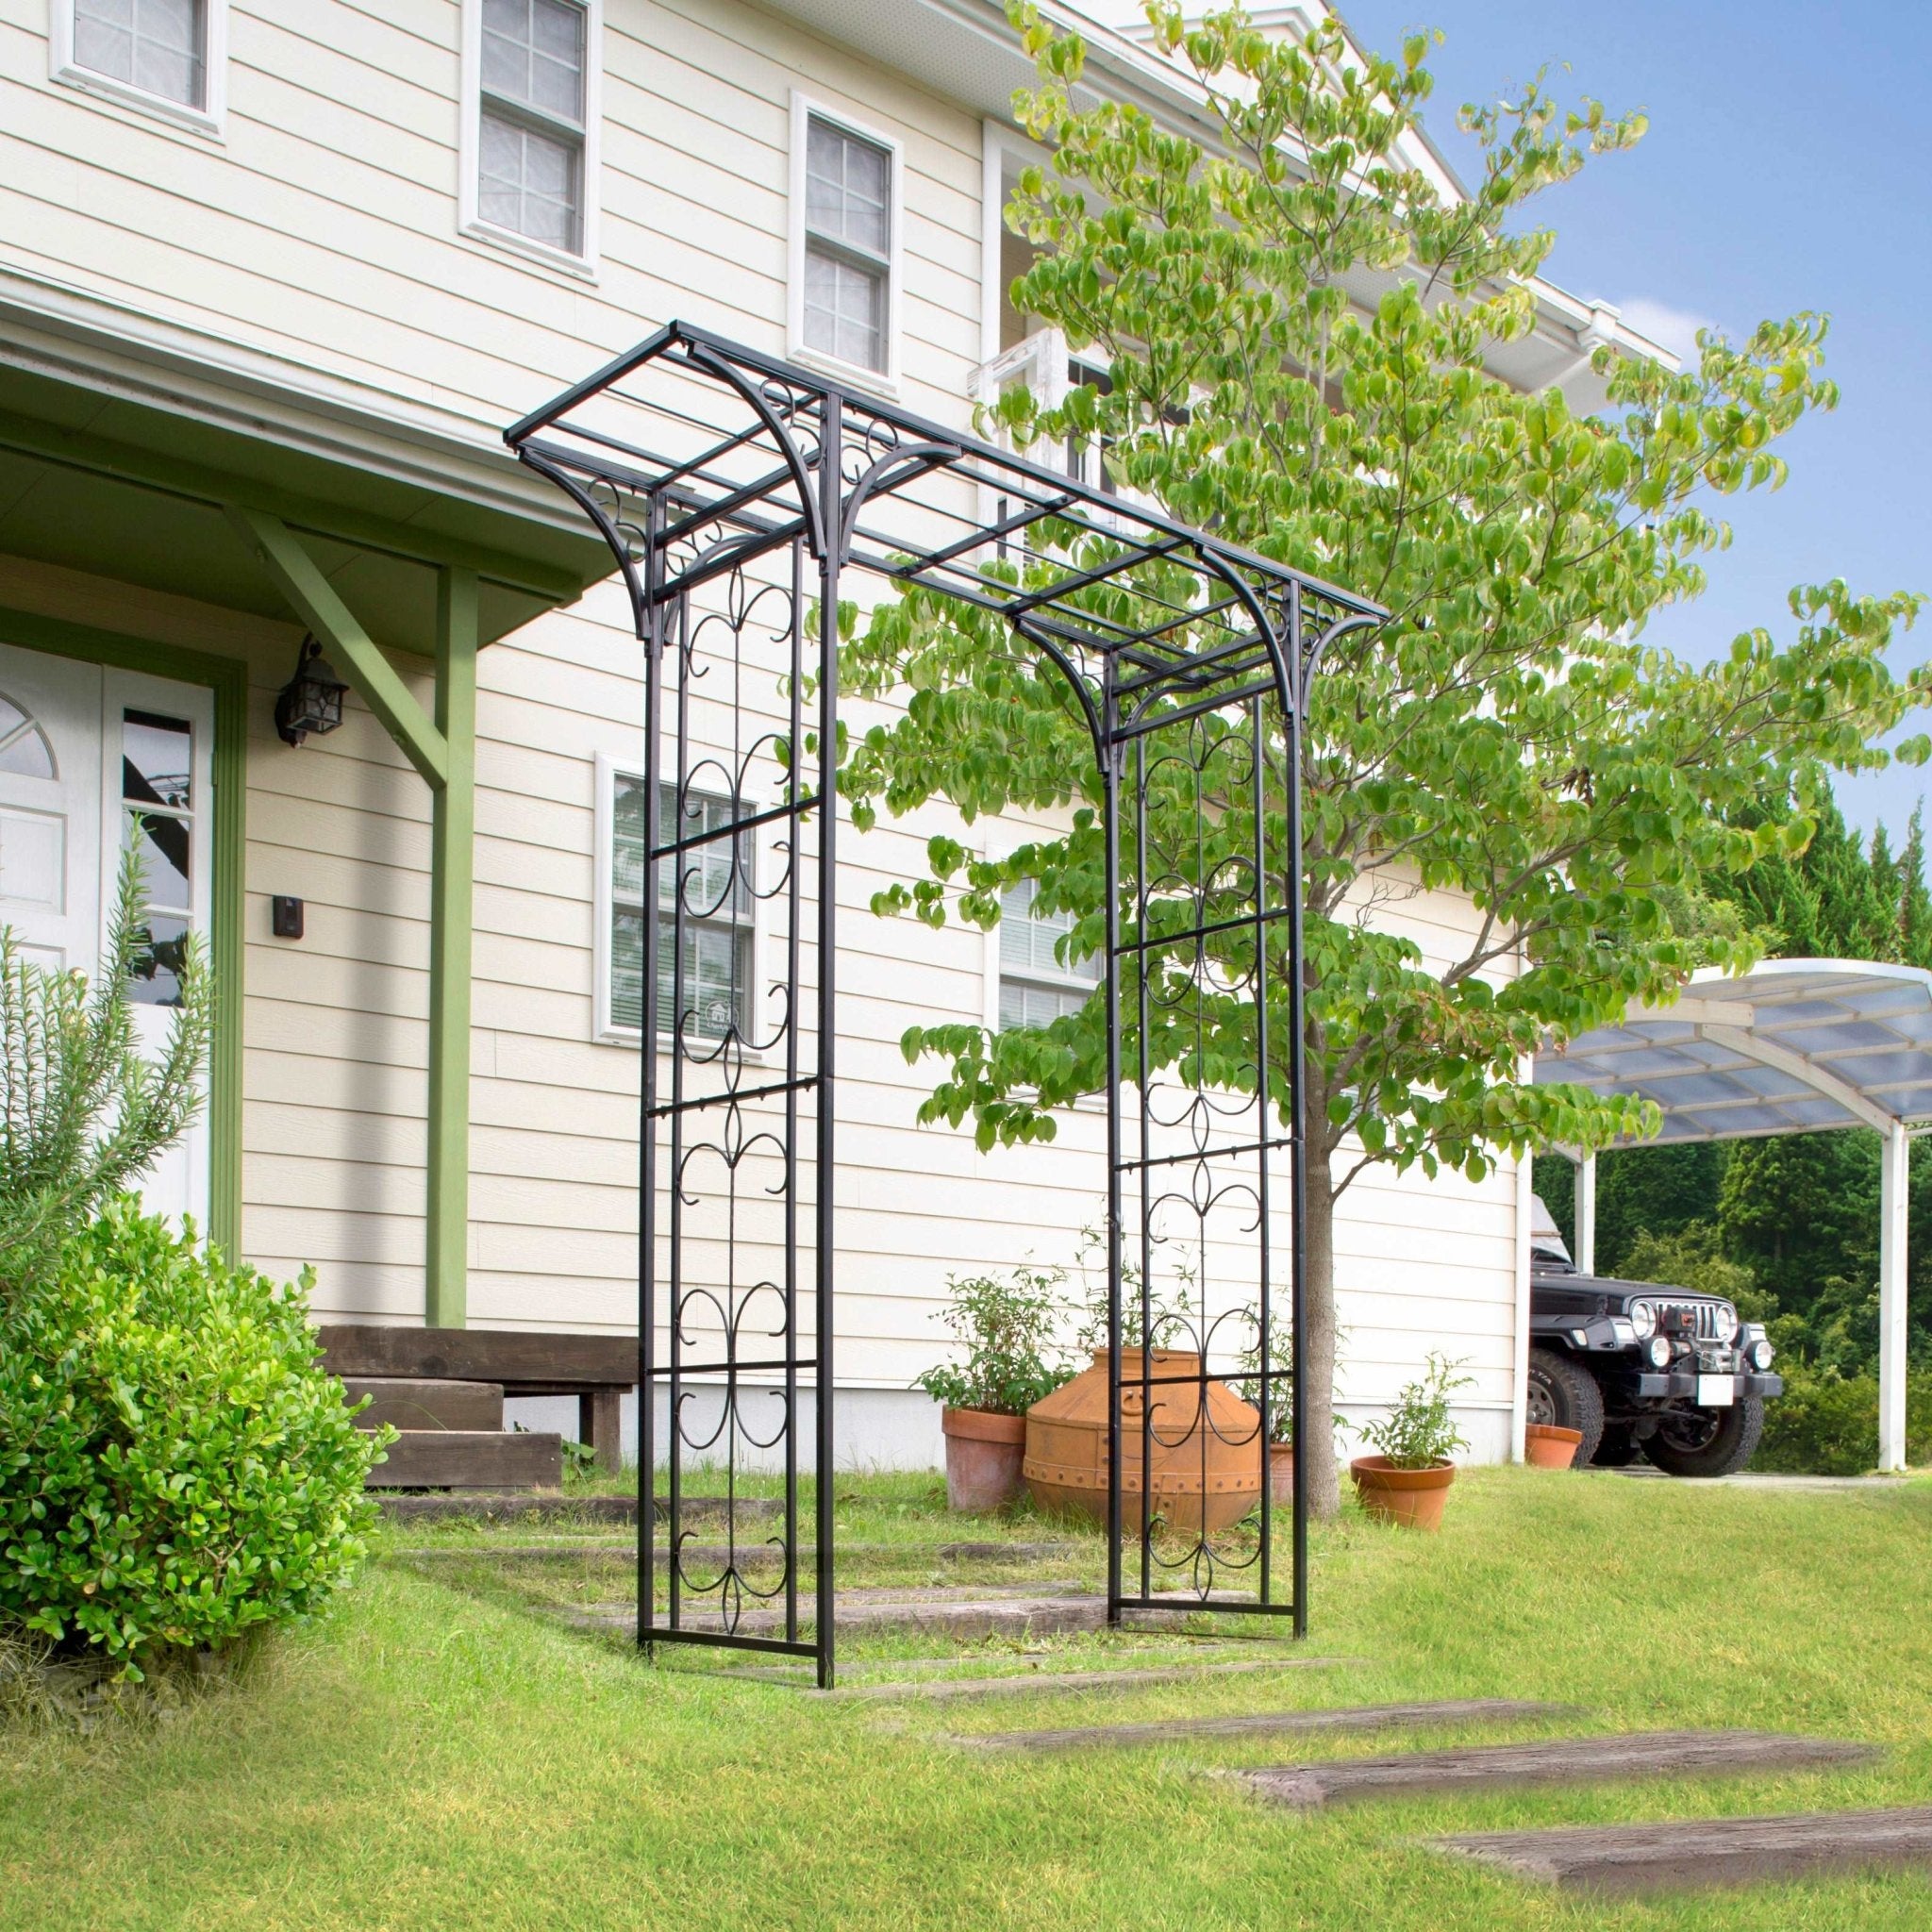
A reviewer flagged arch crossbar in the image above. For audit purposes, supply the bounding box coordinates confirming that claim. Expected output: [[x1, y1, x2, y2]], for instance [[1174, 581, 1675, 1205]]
[[507, 323, 1384, 1688]]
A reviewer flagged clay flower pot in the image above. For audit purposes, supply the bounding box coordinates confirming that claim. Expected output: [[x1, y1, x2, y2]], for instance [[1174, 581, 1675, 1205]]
[[1024, 1349, 1261, 1534], [1351, 1455, 1456, 1531], [1267, 1441, 1294, 1506], [941, 1407, 1027, 1512], [1524, 1423, 1583, 1471]]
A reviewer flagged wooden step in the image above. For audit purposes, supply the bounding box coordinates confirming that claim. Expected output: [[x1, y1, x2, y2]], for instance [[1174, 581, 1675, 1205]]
[[1240, 1730, 1876, 1809], [961, 1697, 1567, 1753], [320, 1324, 635, 1387], [377, 1491, 640, 1524], [368, 1429, 562, 1490], [344, 1376, 504, 1433], [1431, 1807, 1932, 1896], [836, 1656, 1341, 1703]]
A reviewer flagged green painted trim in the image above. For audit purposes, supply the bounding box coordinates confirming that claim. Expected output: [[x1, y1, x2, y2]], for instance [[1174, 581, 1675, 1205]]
[[425, 567, 476, 1330], [227, 508, 449, 787], [0, 603, 246, 1256], [0, 414, 590, 605]]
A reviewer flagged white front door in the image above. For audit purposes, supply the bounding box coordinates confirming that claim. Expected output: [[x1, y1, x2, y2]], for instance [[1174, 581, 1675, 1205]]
[[0, 642, 213, 1230]]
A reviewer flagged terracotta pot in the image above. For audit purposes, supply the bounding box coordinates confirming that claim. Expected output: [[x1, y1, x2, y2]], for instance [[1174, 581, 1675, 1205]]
[[1351, 1455, 1456, 1531], [1267, 1441, 1295, 1506], [941, 1407, 1027, 1512], [1524, 1423, 1583, 1471], [1024, 1349, 1262, 1534]]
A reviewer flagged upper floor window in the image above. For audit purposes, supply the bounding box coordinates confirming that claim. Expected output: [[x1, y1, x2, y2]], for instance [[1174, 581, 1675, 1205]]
[[997, 879, 1099, 1031], [461, 0, 601, 272], [51, 0, 228, 137], [790, 97, 900, 386]]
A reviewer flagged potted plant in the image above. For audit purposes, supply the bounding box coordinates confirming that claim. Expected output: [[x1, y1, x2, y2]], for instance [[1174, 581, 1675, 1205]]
[[1351, 1353, 1473, 1531], [1234, 1320, 1294, 1505], [916, 1266, 1068, 1512]]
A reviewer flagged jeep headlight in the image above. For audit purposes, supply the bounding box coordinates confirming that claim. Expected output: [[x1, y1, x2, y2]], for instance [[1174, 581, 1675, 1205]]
[[1628, 1300, 1657, 1341], [1712, 1303, 1739, 1345], [1748, 1337, 1775, 1371], [1646, 1334, 1673, 1369]]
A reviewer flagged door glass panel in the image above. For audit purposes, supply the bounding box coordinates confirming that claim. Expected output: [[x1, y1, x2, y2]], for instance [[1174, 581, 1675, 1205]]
[[128, 911, 190, 1008], [0, 692, 55, 780], [123, 709, 192, 810], [123, 809, 192, 913]]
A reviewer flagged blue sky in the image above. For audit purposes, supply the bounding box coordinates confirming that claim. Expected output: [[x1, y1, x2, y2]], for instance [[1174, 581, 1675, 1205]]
[[1084, 2, 1932, 840]]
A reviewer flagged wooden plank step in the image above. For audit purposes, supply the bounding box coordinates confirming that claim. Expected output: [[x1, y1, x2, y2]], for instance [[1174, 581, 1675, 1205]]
[[375, 1493, 777, 1525], [319, 1324, 635, 1388], [343, 1377, 504, 1433], [401, 1539, 1081, 1568], [368, 1430, 562, 1491], [1241, 1730, 1876, 1809], [838, 1656, 1342, 1702], [961, 1697, 1568, 1753], [1431, 1807, 1932, 1896]]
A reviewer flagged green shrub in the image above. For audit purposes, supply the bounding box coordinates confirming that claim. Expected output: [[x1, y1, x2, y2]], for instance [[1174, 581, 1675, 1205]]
[[1755, 1360, 1932, 1476], [1356, 1353, 1473, 1469], [915, 1265, 1070, 1416], [0, 1200, 388, 1675]]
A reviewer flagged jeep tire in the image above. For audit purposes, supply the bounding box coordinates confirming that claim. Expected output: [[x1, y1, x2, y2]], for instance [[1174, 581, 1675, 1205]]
[[1525, 1347, 1605, 1467], [1641, 1397, 1764, 1478]]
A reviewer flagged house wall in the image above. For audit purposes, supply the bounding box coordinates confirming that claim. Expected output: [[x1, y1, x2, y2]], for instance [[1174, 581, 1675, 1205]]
[[0, 0, 1527, 1464]]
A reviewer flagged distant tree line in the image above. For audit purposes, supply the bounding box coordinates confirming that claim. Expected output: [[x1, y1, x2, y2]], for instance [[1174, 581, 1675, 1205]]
[[1533, 798, 1932, 1468]]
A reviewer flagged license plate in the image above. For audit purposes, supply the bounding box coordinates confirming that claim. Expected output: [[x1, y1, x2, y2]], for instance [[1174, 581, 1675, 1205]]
[[1697, 1374, 1736, 1407]]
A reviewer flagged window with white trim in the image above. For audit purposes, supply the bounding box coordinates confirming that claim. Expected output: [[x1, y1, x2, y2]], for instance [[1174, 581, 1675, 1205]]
[[606, 772, 754, 1042], [51, 0, 227, 133], [791, 101, 899, 380], [997, 879, 1099, 1030]]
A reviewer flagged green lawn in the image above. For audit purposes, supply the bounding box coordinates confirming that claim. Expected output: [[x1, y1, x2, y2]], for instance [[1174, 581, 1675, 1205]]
[[4, 1469, 1931, 1931]]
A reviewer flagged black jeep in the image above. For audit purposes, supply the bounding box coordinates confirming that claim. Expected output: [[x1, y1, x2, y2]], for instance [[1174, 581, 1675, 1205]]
[[1528, 1199, 1783, 1476]]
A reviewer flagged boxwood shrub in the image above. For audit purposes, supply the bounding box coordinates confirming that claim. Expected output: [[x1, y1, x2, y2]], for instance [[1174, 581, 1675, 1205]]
[[0, 1200, 387, 1675]]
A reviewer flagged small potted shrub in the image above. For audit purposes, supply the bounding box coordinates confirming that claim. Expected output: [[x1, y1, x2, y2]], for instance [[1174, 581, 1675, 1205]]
[[1351, 1353, 1473, 1531], [917, 1266, 1068, 1512], [1234, 1321, 1294, 1504]]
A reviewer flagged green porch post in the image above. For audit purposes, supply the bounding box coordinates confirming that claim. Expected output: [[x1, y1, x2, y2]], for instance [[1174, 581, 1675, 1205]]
[[226, 508, 475, 1329], [425, 568, 477, 1329]]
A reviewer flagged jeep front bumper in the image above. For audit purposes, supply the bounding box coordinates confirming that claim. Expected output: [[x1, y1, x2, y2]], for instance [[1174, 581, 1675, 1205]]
[[1634, 1371, 1784, 1400]]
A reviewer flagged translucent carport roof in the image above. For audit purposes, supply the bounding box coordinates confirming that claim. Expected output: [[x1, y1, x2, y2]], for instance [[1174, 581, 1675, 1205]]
[[1532, 959, 1932, 1142]]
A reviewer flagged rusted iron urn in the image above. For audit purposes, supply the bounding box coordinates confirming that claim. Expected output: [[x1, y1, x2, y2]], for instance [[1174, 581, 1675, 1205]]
[[1024, 1349, 1262, 1533]]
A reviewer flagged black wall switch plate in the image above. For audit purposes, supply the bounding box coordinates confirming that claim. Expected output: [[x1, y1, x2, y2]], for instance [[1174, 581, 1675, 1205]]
[[272, 895, 305, 940]]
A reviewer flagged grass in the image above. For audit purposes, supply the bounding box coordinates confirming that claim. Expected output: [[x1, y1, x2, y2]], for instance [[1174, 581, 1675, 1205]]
[[2, 1468, 1931, 1930]]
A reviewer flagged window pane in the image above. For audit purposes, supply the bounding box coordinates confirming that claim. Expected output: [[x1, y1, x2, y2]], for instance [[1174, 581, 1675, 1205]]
[[479, 107, 581, 251], [123, 708, 192, 811], [0, 694, 55, 780], [806, 116, 890, 258], [482, 0, 584, 123], [612, 773, 646, 904], [999, 977, 1089, 1032], [75, 0, 205, 107], [124, 809, 192, 915], [999, 880, 1094, 979], [127, 911, 190, 1008], [803, 246, 884, 372], [658, 783, 751, 917], [657, 921, 750, 1041]]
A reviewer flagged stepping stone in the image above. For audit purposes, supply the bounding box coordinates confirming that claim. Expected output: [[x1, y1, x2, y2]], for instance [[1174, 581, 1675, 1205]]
[[375, 1493, 778, 1527], [843, 1656, 1340, 1703], [1431, 1807, 1932, 1896], [961, 1697, 1566, 1753], [1241, 1730, 1875, 1809]]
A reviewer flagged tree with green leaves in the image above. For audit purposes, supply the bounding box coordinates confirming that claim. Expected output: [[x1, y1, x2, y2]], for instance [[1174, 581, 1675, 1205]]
[[840, 6, 1925, 1513]]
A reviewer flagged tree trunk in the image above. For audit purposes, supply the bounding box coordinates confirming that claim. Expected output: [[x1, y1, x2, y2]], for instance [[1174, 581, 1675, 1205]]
[[1302, 1145, 1341, 1519]]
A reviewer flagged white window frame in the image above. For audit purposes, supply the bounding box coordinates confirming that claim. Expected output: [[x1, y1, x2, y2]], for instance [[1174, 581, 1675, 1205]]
[[593, 754, 765, 1055], [982, 858, 1102, 1037], [458, 0, 603, 280], [788, 92, 904, 395], [50, 0, 229, 141]]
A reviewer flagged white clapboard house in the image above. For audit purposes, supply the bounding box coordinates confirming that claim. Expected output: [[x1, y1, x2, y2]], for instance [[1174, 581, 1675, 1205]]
[[0, 0, 1670, 1470]]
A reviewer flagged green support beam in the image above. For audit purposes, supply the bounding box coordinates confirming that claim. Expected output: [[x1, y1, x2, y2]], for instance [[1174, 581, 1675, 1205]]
[[230, 509, 475, 1330], [425, 568, 477, 1329]]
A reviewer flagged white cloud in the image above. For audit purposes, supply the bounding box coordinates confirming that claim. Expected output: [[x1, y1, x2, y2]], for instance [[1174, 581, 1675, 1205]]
[[1611, 296, 1723, 364]]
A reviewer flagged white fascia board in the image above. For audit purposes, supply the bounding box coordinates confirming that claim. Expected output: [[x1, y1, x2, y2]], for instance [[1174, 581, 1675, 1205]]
[[0, 264, 586, 540]]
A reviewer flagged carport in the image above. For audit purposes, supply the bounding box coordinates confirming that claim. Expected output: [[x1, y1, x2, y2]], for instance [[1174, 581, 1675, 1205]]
[[1534, 959, 1932, 1472]]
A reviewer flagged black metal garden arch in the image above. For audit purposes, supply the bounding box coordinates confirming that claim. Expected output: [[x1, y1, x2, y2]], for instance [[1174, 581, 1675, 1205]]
[[507, 324, 1382, 1689]]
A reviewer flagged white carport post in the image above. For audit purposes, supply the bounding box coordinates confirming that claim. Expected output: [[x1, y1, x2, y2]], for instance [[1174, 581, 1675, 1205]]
[[1574, 1151, 1597, 1274], [1879, 1121, 1909, 1473]]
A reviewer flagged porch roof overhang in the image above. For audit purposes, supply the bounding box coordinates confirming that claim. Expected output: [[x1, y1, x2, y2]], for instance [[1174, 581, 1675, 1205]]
[[1532, 959, 1932, 1144], [0, 274, 610, 655]]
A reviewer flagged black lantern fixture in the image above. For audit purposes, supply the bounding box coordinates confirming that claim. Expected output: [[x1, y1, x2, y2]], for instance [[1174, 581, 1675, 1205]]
[[274, 635, 349, 747]]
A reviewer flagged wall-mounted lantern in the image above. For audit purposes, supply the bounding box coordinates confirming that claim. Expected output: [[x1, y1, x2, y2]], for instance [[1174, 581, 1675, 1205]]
[[274, 635, 349, 747]]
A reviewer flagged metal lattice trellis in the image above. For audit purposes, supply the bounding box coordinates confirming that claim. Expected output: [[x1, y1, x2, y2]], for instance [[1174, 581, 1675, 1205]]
[[507, 323, 1382, 1689]]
